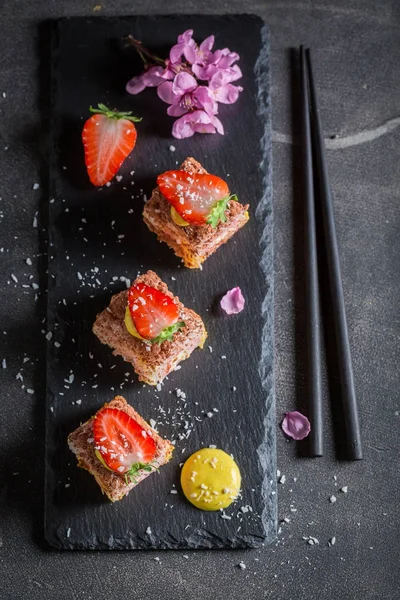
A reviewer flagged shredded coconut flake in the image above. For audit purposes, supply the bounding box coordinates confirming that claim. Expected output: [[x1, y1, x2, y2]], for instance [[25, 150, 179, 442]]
[[328, 536, 336, 547]]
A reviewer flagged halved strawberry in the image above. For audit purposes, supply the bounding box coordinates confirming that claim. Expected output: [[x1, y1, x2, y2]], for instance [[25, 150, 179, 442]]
[[127, 282, 185, 343], [93, 407, 157, 480], [157, 170, 237, 228], [82, 103, 141, 187]]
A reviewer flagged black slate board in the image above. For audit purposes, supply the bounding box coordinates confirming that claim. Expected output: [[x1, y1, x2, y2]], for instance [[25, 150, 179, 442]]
[[45, 15, 275, 550]]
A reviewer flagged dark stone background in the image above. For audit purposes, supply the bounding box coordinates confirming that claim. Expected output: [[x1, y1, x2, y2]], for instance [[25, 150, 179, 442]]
[[0, 1, 399, 599]]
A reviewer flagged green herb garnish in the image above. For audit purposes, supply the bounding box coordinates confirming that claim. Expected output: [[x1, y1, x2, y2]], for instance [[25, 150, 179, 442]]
[[89, 103, 142, 123], [124, 461, 158, 485], [149, 321, 186, 345], [206, 194, 238, 228]]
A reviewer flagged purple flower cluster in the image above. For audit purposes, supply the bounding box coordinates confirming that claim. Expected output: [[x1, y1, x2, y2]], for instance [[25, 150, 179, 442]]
[[126, 30, 242, 139]]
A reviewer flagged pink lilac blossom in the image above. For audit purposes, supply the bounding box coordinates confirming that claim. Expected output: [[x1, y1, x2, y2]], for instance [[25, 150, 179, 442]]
[[220, 287, 245, 315], [281, 411, 311, 440], [169, 29, 197, 64], [158, 72, 217, 117], [192, 52, 242, 81], [126, 29, 242, 139], [208, 70, 243, 104]]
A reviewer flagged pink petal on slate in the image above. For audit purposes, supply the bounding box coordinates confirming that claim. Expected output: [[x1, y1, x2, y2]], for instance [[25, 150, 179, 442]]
[[281, 411, 311, 440], [220, 287, 245, 315]]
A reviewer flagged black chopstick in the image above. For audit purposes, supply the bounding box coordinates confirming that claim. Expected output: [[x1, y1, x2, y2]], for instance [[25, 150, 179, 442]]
[[300, 46, 323, 457], [306, 48, 363, 460]]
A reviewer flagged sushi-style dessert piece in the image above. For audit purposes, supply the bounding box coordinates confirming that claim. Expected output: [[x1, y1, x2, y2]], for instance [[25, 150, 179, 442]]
[[143, 157, 249, 269], [68, 396, 174, 502], [93, 270, 207, 385]]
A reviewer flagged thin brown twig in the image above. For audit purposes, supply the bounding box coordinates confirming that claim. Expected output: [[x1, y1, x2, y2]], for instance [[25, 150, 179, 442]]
[[123, 35, 165, 66]]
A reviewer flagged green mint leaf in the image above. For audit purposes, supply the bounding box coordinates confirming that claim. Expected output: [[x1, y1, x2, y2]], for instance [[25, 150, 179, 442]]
[[206, 194, 238, 228], [150, 321, 186, 345]]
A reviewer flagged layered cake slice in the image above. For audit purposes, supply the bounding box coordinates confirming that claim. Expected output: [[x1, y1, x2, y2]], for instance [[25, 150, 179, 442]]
[[143, 157, 249, 269], [68, 396, 174, 502], [93, 270, 207, 385]]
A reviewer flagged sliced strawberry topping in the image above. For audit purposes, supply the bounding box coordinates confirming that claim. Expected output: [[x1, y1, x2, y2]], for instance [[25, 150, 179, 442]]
[[82, 104, 141, 187], [157, 170, 232, 227], [128, 282, 184, 342], [93, 407, 157, 476]]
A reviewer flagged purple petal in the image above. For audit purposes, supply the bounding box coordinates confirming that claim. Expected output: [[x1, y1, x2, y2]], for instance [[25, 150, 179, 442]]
[[214, 83, 242, 104], [208, 70, 226, 91], [142, 66, 167, 87], [220, 287, 245, 314], [193, 86, 218, 115], [193, 122, 217, 134], [183, 45, 197, 64], [215, 49, 240, 69], [170, 42, 185, 64], [126, 75, 146, 95], [172, 72, 198, 95], [172, 110, 210, 138], [172, 110, 224, 139], [281, 411, 311, 440], [167, 103, 189, 117], [210, 114, 224, 135], [191, 64, 208, 80], [172, 31, 196, 63], [157, 81, 177, 104], [225, 64, 243, 82], [163, 65, 176, 80], [209, 67, 242, 91], [200, 35, 215, 53], [178, 29, 194, 44], [172, 114, 196, 139]]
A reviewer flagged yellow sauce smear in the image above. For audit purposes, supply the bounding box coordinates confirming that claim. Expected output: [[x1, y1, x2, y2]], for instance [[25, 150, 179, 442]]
[[124, 306, 146, 340], [170, 206, 190, 227], [181, 448, 241, 511]]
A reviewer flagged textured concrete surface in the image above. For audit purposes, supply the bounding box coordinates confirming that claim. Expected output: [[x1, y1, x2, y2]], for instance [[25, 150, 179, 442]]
[[0, 1, 399, 599]]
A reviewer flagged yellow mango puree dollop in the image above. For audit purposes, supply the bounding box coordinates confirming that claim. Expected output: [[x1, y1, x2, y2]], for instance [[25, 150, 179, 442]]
[[181, 448, 241, 511]]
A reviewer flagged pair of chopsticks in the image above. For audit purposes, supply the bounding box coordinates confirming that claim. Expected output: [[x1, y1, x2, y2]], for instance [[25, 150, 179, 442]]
[[300, 46, 362, 460]]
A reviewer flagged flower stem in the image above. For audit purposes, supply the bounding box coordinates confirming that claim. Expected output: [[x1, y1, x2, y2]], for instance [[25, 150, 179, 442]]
[[124, 35, 165, 66]]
